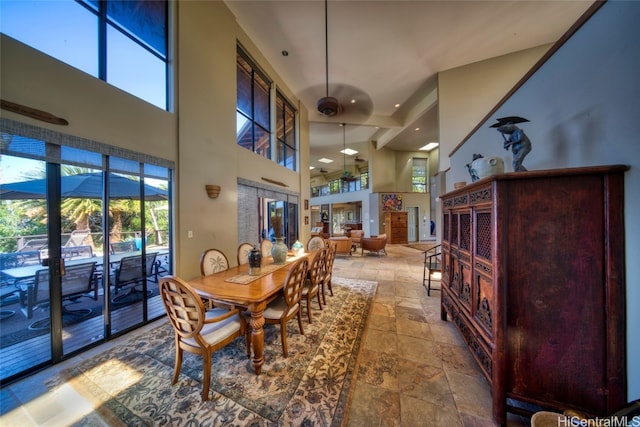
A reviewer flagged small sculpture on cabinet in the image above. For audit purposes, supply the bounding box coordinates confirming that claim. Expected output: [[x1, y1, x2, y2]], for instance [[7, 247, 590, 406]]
[[491, 116, 532, 172]]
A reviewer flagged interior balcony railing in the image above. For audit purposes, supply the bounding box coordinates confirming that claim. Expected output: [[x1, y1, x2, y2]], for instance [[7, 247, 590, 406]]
[[311, 174, 369, 197]]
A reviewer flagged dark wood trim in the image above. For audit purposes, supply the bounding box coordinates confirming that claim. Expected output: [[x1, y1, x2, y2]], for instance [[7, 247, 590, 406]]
[[1, 99, 69, 126]]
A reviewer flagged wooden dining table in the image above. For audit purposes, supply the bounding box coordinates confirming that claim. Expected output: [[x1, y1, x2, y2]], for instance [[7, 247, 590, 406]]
[[187, 251, 314, 375]]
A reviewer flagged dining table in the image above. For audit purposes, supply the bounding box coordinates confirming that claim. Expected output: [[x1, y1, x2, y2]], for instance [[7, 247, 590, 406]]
[[187, 251, 315, 375]]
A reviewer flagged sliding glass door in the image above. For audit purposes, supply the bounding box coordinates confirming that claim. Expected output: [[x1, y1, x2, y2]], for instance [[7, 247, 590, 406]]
[[0, 132, 173, 385]]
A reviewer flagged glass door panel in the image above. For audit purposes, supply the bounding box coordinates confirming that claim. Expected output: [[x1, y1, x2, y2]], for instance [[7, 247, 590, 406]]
[[108, 170, 145, 334], [0, 154, 52, 381], [59, 165, 105, 356]]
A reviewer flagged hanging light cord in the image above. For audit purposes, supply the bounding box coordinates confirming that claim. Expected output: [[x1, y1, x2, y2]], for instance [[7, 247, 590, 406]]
[[324, 0, 329, 98], [343, 123, 347, 174]]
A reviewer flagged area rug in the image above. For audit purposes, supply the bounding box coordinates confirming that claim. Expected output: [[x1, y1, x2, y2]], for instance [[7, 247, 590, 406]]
[[45, 277, 377, 426]]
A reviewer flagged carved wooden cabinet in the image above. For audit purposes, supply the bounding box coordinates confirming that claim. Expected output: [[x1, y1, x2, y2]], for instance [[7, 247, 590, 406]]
[[440, 166, 627, 425], [384, 212, 408, 244]]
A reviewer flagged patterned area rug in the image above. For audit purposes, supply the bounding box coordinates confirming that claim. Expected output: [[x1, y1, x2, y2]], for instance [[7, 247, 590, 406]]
[[45, 277, 377, 426]]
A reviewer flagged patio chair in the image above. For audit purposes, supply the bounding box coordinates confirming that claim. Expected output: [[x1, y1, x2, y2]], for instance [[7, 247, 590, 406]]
[[64, 229, 91, 247], [109, 241, 137, 254], [249, 257, 308, 357], [302, 247, 326, 323], [112, 252, 157, 304], [61, 245, 94, 260], [19, 261, 97, 325], [159, 276, 247, 401]]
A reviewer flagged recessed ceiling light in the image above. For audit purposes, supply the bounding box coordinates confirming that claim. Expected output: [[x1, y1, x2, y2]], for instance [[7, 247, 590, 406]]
[[350, 99, 356, 104], [420, 142, 439, 151], [394, 103, 401, 108], [415, 127, 420, 131], [318, 158, 334, 163], [309, 166, 315, 170], [340, 148, 358, 156]]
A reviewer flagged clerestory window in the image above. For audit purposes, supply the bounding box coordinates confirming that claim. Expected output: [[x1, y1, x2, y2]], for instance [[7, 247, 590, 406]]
[[0, 0, 169, 110]]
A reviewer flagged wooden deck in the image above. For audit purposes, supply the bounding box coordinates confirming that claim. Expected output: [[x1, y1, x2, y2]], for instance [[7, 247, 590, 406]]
[[0, 295, 165, 382]]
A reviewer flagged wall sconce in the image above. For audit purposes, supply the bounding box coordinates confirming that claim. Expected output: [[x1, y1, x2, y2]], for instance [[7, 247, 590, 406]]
[[205, 185, 221, 199]]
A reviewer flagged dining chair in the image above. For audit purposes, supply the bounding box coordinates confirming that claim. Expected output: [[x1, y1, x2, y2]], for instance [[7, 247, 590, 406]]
[[112, 252, 157, 303], [306, 236, 325, 252], [320, 242, 337, 305], [199, 248, 230, 309], [301, 247, 326, 323], [236, 242, 254, 265], [253, 257, 308, 357], [260, 239, 273, 258], [199, 249, 229, 276], [159, 276, 247, 401]]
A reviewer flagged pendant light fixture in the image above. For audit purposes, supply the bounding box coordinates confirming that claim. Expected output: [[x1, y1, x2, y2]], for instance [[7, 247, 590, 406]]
[[317, 0, 340, 117], [341, 123, 357, 182]]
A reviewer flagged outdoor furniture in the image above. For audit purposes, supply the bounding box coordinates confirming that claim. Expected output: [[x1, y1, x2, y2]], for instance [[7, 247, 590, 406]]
[[112, 253, 158, 304], [302, 247, 325, 323], [361, 234, 387, 256], [64, 229, 91, 247], [61, 245, 94, 260], [19, 261, 97, 323], [109, 241, 137, 254], [256, 258, 308, 357], [159, 276, 247, 401]]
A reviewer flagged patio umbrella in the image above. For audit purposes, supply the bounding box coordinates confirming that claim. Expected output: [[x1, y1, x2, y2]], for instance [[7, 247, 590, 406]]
[[0, 172, 168, 201]]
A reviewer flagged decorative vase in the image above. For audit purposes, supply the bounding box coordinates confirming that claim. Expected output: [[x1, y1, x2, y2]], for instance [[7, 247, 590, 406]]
[[470, 156, 504, 182], [271, 237, 288, 265], [248, 246, 262, 276]]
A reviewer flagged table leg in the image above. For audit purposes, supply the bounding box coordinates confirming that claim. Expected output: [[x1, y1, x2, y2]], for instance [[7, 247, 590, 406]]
[[247, 301, 266, 374]]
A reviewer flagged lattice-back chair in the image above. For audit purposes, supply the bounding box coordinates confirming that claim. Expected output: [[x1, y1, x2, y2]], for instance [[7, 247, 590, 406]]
[[260, 239, 273, 258], [112, 252, 157, 303], [302, 247, 326, 323], [320, 242, 337, 304], [20, 261, 97, 323], [307, 236, 325, 252], [199, 249, 229, 277], [422, 244, 441, 296], [159, 276, 247, 401], [109, 241, 137, 254], [253, 257, 308, 357], [236, 242, 254, 266]]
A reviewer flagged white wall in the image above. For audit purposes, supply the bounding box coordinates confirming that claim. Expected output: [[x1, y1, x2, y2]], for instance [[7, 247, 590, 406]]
[[447, 1, 640, 400]]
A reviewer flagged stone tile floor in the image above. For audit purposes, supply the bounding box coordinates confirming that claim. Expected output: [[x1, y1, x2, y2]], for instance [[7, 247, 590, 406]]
[[0, 243, 531, 426]]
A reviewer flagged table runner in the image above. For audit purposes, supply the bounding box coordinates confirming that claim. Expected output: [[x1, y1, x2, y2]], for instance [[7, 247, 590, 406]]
[[224, 258, 295, 284]]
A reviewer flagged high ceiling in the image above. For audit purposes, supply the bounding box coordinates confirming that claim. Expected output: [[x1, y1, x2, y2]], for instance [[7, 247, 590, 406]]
[[224, 0, 594, 176]]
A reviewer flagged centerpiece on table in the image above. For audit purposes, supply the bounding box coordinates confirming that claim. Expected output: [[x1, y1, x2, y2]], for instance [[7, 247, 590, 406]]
[[270, 216, 288, 264]]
